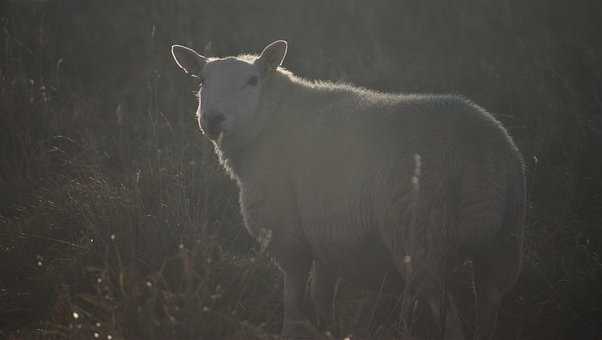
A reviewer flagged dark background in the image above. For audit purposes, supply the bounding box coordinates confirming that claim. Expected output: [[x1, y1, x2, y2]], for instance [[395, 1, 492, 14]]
[[1, 0, 601, 339]]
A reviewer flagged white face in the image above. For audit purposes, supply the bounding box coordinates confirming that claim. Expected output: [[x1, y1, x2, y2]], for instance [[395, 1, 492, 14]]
[[196, 58, 262, 141], [172, 41, 287, 144]]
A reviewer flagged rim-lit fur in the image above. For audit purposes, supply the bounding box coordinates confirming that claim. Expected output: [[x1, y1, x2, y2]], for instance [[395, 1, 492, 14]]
[[172, 41, 526, 340]]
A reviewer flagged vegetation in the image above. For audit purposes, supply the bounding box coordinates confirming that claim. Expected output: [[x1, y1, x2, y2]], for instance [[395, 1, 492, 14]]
[[1, 1, 601, 339]]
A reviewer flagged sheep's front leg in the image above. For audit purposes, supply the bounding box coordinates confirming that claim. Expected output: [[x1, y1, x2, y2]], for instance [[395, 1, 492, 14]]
[[275, 246, 317, 339]]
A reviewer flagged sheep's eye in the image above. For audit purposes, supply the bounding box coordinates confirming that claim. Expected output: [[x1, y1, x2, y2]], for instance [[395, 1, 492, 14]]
[[246, 75, 258, 86]]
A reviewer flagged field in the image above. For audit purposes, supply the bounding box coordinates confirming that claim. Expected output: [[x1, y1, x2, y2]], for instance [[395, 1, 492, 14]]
[[1, 1, 601, 339]]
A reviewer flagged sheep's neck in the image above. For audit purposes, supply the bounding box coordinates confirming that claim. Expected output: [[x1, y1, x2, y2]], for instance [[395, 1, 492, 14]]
[[221, 71, 348, 184]]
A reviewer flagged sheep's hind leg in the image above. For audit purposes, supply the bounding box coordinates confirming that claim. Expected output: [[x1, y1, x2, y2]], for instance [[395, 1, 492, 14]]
[[424, 288, 465, 340], [310, 260, 339, 331], [394, 255, 465, 339], [472, 233, 522, 340]]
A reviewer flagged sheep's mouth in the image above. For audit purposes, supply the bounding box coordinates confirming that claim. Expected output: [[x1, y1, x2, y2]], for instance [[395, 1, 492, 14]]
[[202, 115, 226, 140], [203, 124, 223, 140]]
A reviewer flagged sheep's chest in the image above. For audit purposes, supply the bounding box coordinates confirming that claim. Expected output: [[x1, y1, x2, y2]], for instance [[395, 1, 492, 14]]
[[295, 173, 396, 274], [299, 190, 371, 247], [299, 190, 401, 286]]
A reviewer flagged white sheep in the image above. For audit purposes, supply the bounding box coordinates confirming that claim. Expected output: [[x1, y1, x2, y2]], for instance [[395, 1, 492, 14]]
[[171, 40, 526, 340]]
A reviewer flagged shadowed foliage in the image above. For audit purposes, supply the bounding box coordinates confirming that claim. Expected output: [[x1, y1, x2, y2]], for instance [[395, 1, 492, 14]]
[[1, 0, 601, 339]]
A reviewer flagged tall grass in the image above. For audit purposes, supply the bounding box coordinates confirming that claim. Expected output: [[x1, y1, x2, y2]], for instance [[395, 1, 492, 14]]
[[1, 0, 601, 339], [0, 44, 285, 340]]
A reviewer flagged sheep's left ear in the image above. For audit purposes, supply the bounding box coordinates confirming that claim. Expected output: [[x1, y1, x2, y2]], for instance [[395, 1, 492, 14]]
[[256, 40, 287, 73], [171, 44, 207, 77]]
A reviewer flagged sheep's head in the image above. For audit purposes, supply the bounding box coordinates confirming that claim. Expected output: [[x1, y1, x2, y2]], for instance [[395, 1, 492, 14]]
[[171, 40, 287, 143]]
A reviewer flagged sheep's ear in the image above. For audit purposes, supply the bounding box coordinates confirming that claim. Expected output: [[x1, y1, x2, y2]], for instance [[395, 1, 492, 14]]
[[171, 44, 207, 77], [256, 40, 287, 73]]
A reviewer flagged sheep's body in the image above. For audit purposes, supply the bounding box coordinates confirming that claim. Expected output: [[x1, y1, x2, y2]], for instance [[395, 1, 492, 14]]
[[228, 73, 524, 339], [171, 41, 525, 340]]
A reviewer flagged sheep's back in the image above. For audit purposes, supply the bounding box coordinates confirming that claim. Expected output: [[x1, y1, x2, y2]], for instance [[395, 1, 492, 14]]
[[287, 93, 522, 276]]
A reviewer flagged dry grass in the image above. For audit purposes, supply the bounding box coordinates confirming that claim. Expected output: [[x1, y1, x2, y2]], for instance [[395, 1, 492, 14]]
[[1, 1, 602, 339]]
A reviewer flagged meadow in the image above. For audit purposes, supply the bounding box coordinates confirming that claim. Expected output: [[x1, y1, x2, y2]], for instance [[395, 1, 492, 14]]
[[1, 1, 601, 339]]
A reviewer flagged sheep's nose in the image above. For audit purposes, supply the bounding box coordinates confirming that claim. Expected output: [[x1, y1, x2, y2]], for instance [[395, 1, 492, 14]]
[[203, 111, 225, 139], [207, 112, 225, 126]]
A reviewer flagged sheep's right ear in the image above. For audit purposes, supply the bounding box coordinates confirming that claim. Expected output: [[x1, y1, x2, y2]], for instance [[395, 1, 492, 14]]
[[171, 45, 207, 77], [256, 40, 287, 73]]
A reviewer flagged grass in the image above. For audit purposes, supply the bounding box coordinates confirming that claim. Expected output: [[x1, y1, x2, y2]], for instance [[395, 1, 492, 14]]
[[0, 67, 285, 339], [2, 1, 602, 339]]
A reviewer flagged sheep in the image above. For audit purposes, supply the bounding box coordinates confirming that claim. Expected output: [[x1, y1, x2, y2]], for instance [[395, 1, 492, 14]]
[[171, 40, 526, 340]]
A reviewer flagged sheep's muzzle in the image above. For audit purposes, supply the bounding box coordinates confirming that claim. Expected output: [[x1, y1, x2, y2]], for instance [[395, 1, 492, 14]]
[[202, 113, 225, 140]]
